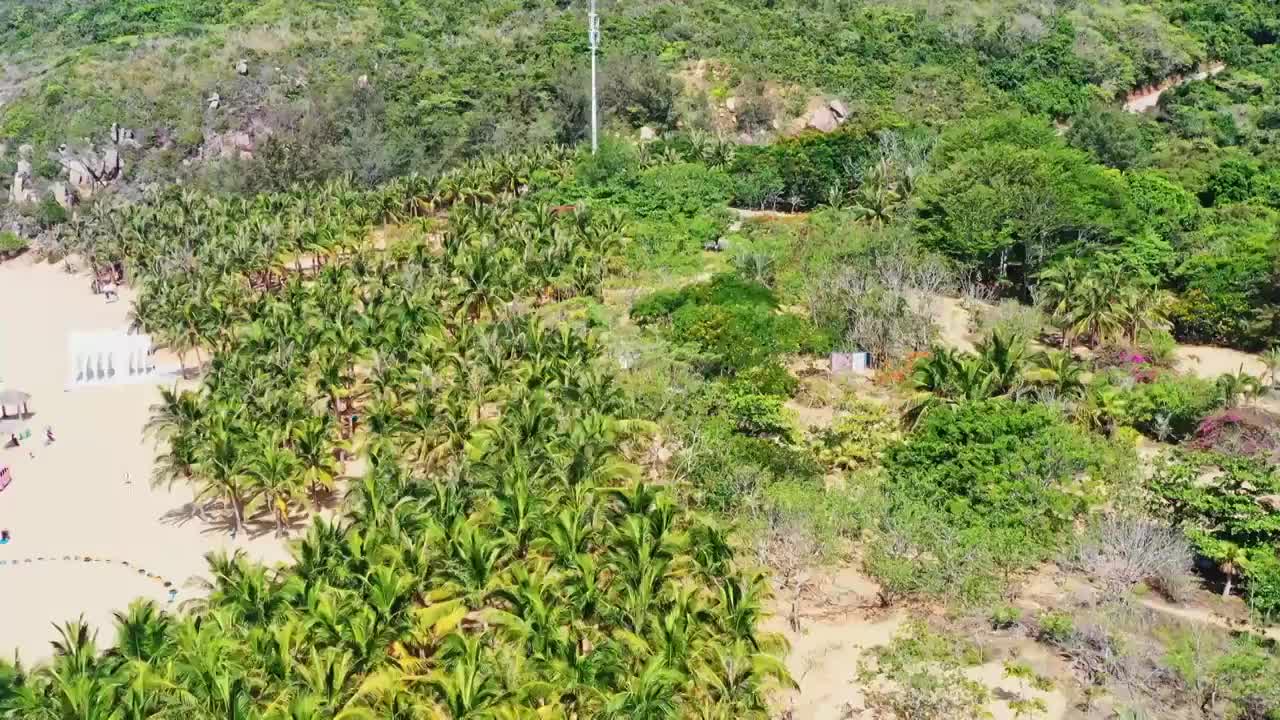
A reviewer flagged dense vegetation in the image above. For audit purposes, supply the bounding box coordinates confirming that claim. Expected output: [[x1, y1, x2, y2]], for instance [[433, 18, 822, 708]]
[[2, 154, 795, 718], [1, 0, 1279, 718]]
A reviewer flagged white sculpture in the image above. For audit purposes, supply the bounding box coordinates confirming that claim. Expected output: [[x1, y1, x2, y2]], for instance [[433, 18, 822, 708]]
[[66, 330, 160, 388]]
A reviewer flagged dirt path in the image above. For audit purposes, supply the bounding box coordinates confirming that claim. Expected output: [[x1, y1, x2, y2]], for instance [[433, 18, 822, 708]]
[[1140, 597, 1280, 642], [1124, 62, 1227, 113]]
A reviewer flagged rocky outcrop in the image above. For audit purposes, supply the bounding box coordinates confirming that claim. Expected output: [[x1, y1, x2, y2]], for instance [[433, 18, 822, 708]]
[[200, 129, 258, 161], [803, 97, 850, 132], [110, 123, 140, 148], [9, 145, 35, 205], [60, 142, 123, 202]]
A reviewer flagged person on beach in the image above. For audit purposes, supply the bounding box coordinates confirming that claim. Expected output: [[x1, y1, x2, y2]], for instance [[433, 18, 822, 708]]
[[1, 529, 10, 544], [45, 426, 55, 444]]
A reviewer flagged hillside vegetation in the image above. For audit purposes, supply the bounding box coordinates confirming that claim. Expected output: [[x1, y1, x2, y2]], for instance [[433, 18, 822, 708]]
[[1, 1, 1280, 719], [0, 0, 1273, 191]]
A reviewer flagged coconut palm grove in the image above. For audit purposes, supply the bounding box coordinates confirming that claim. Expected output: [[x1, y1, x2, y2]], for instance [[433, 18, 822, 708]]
[[2, 0, 1280, 718], [3, 155, 793, 718]]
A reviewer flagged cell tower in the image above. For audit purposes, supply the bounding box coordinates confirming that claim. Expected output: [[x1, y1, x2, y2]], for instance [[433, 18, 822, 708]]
[[589, 0, 601, 153]]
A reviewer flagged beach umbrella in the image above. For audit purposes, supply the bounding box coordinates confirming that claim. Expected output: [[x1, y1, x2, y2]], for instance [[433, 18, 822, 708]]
[[0, 389, 31, 417], [0, 390, 30, 405]]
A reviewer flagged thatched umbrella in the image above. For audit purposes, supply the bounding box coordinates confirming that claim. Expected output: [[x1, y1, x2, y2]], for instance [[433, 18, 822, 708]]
[[0, 389, 31, 418]]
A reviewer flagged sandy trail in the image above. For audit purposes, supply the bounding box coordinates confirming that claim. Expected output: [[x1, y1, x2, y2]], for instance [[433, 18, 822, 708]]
[[1174, 344, 1267, 379], [0, 256, 289, 664], [772, 566, 1069, 720], [1124, 62, 1227, 113]]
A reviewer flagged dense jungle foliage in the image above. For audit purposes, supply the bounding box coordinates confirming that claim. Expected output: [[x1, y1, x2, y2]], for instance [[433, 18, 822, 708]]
[[1, 0, 1279, 718]]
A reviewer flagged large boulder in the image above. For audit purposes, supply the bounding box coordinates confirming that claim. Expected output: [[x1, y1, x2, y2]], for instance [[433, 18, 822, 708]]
[[9, 174, 34, 204], [806, 106, 841, 132], [802, 97, 851, 133], [51, 182, 74, 209], [102, 148, 121, 182]]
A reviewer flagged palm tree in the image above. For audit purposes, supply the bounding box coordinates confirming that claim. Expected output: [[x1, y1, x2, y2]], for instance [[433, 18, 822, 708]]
[[1116, 284, 1173, 346], [1069, 270, 1127, 347], [1214, 542, 1247, 598], [1024, 350, 1088, 399], [1035, 258, 1085, 347], [293, 415, 343, 505], [1217, 368, 1265, 408], [1262, 346, 1280, 389], [193, 419, 255, 537], [246, 435, 303, 538], [13, 162, 795, 720]]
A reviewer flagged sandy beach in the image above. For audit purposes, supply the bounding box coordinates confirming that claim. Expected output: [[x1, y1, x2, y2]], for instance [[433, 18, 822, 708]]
[[0, 255, 289, 664]]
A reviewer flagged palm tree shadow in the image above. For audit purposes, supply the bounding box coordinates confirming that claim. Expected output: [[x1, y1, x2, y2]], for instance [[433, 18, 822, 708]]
[[159, 500, 219, 528], [192, 508, 312, 540]]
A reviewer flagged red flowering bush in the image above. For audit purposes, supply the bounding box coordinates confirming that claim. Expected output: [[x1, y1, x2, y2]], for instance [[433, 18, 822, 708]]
[[1191, 409, 1280, 463]]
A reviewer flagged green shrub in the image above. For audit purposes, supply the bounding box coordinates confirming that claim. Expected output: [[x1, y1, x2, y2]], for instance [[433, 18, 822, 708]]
[[884, 400, 1123, 547], [625, 163, 733, 219], [859, 621, 992, 720], [990, 605, 1022, 630], [756, 480, 876, 560], [35, 196, 68, 227], [0, 231, 28, 257], [724, 391, 794, 438], [730, 125, 878, 209], [1170, 206, 1280, 350], [731, 165, 785, 209], [1035, 611, 1076, 643], [635, 274, 826, 374], [731, 361, 798, 397], [1151, 451, 1280, 620], [1138, 329, 1179, 367], [1244, 548, 1280, 622], [1066, 104, 1153, 170], [630, 288, 687, 324], [810, 400, 901, 471], [685, 420, 822, 513], [865, 500, 1003, 605], [1121, 373, 1222, 440]]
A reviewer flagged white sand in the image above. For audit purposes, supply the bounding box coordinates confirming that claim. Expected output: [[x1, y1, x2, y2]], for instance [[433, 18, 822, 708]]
[[1174, 344, 1267, 379], [0, 256, 289, 665]]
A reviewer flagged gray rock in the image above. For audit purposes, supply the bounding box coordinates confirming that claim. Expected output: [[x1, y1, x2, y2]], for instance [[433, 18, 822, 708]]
[[828, 98, 849, 119], [806, 106, 840, 132], [102, 148, 121, 181], [67, 159, 93, 192], [17, 144, 33, 159], [207, 93, 221, 111], [236, 60, 249, 76], [16, 159, 31, 177], [52, 182, 74, 209], [9, 174, 34, 205], [639, 125, 657, 142], [357, 74, 369, 89]]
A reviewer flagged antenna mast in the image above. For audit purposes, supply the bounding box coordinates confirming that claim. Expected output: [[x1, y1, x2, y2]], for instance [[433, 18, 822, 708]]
[[589, 0, 600, 153]]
